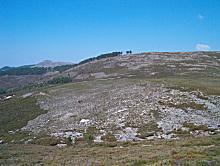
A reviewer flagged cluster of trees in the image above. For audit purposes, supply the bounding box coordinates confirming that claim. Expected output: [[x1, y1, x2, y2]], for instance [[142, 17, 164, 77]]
[[47, 76, 72, 84], [0, 67, 48, 76], [79, 52, 123, 65], [52, 64, 77, 72], [96, 52, 123, 60], [0, 88, 7, 95], [126, 50, 132, 54]]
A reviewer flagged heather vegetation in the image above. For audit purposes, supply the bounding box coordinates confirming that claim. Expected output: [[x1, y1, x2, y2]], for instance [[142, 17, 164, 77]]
[[47, 76, 72, 84]]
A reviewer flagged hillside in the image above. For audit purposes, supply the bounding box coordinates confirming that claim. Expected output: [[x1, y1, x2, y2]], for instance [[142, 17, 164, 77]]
[[0, 52, 121, 89], [0, 52, 220, 165], [0, 63, 75, 90], [33, 60, 72, 68]]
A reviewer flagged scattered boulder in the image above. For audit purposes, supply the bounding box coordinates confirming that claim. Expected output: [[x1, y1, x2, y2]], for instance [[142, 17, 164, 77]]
[[80, 119, 90, 125], [56, 143, 67, 148], [22, 93, 33, 98]]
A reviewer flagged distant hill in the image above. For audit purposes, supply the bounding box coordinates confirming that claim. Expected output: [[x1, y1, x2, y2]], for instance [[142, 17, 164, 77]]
[[0, 52, 124, 89], [0, 66, 13, 72], [34, 60, 72, 68], [0, 60, 75, 77]]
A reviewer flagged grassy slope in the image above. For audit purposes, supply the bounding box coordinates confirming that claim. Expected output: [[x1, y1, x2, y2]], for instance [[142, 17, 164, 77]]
[[0, 96, 47, 141], [147, 76, 220, 95], [0, 134, 220, 165]]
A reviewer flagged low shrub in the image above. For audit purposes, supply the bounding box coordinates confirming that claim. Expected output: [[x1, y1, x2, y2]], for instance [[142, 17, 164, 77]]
[[101, 133, 117, 142], [84, 133, 94, 145], [33, 137, 61, 146]]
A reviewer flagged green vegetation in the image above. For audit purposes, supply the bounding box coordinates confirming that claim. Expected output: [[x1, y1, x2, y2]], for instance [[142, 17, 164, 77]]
[[101, 133, 117, 142], [137, 122, 162, 139], [183, 122, 213, 132], [0, 64, 76, 76], [159, 100, 207, 111], [132, 160, 147, 166], [173, 123, 216, 137], [172, 129, 190, 137], [0, 131, 31, 143], [86, 126, 99, 135], [149, 109, 160, 119], [0, 66, 48, 76], [32, 136, 64, 146], [47, 76, 72, 84], [0, 88, 7, 95], [83, 133, 94, 145], [149, 77, 220, 95], [53, 64, 77, 72], [79, 51, 123, 65], [59, 81, 91, 91], [1, 134, 220, 165], [0, 97, 47, 136], [82, 127, 99, 145], [126, 50, 132, 54]]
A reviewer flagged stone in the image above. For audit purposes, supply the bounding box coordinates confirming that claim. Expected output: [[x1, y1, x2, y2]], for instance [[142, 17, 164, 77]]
[[22, 93, 33, 98], [56, 144, 67, 148], [80, 119, 90, 125]]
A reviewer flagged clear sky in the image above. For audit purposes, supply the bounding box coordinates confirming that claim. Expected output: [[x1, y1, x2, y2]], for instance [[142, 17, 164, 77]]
[[0, 0, 220, 67]]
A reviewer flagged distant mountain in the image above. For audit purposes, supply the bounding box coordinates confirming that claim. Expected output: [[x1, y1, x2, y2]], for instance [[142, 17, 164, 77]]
[[0, 52, 123, 88], [0, 66, 13, 72], [34, 60, 72, 68], [0, 60, 72, 77]]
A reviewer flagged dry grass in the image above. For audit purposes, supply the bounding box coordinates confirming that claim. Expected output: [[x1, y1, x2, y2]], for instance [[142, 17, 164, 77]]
[[1, 134, 220, 165], [148, 77, 220, 95]]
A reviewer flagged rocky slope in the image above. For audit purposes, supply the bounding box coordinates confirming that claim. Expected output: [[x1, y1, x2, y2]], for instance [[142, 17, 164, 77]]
[[19, 52, 220, 143]]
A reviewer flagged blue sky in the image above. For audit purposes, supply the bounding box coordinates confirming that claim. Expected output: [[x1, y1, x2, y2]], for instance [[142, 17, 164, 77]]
[[0, 0, 220, 67]]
